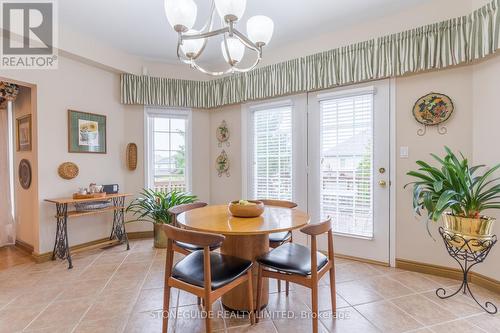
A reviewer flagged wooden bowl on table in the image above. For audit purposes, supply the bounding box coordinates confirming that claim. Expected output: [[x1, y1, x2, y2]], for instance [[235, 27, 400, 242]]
[[228, 200, 264, 218]]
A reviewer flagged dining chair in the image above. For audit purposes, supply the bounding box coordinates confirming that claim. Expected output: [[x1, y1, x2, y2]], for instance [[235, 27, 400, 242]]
[[255, 218, 335, 333], [162, 224, 255, 333], [168, 202, 219, 256], [168, 202, 219, 305], [258, 199, 298, 295]]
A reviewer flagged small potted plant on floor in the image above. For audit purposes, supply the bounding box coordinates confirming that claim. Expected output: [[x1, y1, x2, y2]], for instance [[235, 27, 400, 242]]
[[126, 189, 197, 248], [405, 147, 499, 249]]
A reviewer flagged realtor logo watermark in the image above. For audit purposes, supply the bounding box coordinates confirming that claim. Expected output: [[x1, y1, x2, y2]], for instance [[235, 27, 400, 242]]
[[1, 0, 58, 69]]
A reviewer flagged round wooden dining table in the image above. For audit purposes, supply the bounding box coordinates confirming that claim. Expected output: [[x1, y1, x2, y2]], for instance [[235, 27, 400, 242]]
[[176, 204, 310, 312]]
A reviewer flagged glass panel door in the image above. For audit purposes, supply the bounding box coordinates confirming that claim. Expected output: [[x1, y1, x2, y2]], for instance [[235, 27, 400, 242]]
[[308, 80, 390, 263], [320, 93, 373, 238]]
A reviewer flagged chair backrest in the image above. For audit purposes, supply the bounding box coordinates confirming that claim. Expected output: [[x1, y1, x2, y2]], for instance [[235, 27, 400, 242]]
[[300, 218, 333, 276], [162, 224, 225, 292], [300, 218, 332, 236], [168, 202, 207, 225], [161, 223, 225, 248], [258, 199, 298, 209]]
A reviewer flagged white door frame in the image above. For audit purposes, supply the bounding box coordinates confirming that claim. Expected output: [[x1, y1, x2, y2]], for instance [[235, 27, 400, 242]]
[[389, 77, 396, 267]]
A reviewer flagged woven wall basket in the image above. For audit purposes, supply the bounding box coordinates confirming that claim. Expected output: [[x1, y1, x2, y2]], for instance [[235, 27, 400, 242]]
[[58, 162, 79, 180], [126, 143, 138, 171]]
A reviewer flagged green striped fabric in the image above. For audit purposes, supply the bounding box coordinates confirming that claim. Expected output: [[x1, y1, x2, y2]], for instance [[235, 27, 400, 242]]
[[121, 0, 499, 109]]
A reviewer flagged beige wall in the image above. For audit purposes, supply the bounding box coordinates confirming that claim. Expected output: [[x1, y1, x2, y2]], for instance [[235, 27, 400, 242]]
[[209, 105, 242, 204], [471, 55, 500, 280], [0, 55, 212, 254], [395, 66, 474, 272], [1, 56, 142, 254], [13, 86, 39, 249]]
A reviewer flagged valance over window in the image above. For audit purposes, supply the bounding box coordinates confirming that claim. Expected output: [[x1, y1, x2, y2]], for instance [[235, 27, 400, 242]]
[[121, 0, 499, 109]]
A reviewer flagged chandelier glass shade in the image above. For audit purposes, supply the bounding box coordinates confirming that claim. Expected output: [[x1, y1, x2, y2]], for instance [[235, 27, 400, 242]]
[[164, 0, 274, 76]]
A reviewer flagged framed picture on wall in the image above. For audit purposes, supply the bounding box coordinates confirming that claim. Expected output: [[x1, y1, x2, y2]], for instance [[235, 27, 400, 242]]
[[68, 110, 107, 153], [16, 114, 32, 151]]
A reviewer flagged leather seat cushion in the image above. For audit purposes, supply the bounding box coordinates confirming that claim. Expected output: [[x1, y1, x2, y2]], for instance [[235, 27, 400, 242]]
[[172, 251, 252, 290], [269, 231, 292, 243], [257, 243, 328, 276], [174, 240, 220, 252]]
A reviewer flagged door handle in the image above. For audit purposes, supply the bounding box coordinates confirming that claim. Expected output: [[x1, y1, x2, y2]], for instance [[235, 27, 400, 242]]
[[378, 180, 387, 187]]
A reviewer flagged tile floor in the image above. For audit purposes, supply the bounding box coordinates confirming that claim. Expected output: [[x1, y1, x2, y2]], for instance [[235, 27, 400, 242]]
[[0, 239, 499, 333]]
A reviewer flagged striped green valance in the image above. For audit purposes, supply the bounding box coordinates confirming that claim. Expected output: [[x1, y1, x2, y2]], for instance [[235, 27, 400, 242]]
[[121, 0, 499, 109]]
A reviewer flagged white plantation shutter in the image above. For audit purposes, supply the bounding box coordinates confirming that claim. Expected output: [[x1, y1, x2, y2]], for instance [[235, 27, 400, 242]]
[[320, 93, 373, 238], [252, 105, 293, 200]]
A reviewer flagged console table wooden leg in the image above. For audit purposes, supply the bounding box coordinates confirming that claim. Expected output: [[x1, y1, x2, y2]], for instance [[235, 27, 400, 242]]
[[53, 203, 73, 269]]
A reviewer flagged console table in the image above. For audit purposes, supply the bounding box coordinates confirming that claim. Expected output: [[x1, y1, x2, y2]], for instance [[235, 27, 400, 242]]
[[45, 193, 132, 269]]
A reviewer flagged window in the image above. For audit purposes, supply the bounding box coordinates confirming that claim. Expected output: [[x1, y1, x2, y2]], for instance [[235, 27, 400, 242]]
[[249, 103, 293, 200], [146, 109, 190, 193], [320, 93, 373, 237]]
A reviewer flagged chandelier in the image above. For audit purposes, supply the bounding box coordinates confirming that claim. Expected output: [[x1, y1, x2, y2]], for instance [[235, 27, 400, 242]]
[[164, 0, 274, 76]]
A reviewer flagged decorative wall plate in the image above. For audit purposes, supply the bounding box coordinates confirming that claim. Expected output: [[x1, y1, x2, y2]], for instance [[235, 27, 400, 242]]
[[413, 92, 454, 136], [216, 149, 230, 177], [58, 162, 79, 180], [126, 143, 138, 171], [19, 159, 31, 189], [216, 120, 230, 147]]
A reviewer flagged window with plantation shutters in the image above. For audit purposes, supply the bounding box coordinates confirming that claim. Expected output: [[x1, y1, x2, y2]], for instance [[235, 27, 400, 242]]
[[320, 93, 374, 238], [251, 105, 293, 201]]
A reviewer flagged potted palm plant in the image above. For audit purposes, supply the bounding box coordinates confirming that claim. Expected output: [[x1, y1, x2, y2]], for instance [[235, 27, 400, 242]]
[[126, 189, 197, 248], [405, 147, 499, 249]]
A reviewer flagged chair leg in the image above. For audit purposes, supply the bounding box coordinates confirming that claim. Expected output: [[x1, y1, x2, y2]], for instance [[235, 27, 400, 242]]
[[285, 280, 290, 296], [204, 298, 212, 333], [311, 284, 319, 333], [256, 265, 263, 323], [197, 297, 201, 305], [277, 279, 281, 293], [162, 283, 171, 333], [329, 266, 336, 313], [246, 270, 255, 325]]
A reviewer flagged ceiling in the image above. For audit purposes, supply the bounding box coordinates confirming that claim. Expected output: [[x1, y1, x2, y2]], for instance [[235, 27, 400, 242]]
[[60, 0, 430, 67]]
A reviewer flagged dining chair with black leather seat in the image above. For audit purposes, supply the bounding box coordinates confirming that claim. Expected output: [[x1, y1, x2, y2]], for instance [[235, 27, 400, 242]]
[[162, 224, 255, 333], [258, 199, 298, 295], [168, 202, 218, 306], [255, 218, 336, 333], [168, 202, 219, 255]]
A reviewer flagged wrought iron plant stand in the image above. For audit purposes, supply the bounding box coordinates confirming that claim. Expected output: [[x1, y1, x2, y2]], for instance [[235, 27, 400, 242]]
[[436, 227, 497, 314]]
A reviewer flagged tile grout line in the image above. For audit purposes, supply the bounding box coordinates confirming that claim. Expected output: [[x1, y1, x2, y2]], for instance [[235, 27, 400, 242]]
[[276, 286, 331, 332], [118, 245, 160, 333], [420, 312, 490, 333], [69, 248, 131, 333], [21, 249, 106, 332]]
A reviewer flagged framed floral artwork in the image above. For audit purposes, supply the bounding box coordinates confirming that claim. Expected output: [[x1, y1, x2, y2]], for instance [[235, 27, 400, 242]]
[[16, 114, 32, 151], [68, 110, 107, 153]]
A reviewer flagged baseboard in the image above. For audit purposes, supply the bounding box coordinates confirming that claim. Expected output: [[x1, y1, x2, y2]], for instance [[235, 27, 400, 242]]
[[127, 230, 153, 239], [32, 231, 154, 263], [14, 239, 34, 255], [334, 253, 389, 267], [396, 258, 500, 294]]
